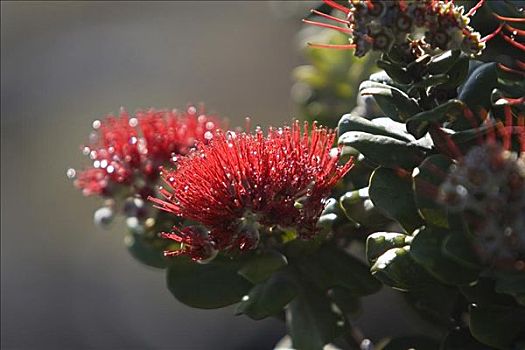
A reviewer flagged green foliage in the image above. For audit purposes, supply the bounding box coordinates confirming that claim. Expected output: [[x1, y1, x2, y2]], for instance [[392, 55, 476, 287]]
[[469, 304, 525, 350], [238, 249, 288, 284], [369, 167, 424, 232], [125, 232, 169, 269], [292, 30, 377, 127], [236, 268, 297, 320], [413, 155, 453, 228], [166, 256, 252, 309], [286, 284, 343, 350]]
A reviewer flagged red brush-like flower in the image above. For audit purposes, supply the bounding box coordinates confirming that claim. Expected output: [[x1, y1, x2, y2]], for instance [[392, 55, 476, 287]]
[[149, 121, 354, 260], [69, 106, 220, 197]]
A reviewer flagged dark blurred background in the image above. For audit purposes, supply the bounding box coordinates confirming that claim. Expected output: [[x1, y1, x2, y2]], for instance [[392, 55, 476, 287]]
[[1, 2, 431, 349]]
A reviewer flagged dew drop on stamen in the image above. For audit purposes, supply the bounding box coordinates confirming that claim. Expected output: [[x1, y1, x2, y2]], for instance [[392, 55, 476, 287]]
[[66, 168, 76, 179], [204, 131, 214, 140], [129, 118, 138, 127], [106, 165, 115, 174], [82, 146, 91, 156], [188, 106, 197, 115], [93, 160, 101, 168], [92, 120, 101, 129]]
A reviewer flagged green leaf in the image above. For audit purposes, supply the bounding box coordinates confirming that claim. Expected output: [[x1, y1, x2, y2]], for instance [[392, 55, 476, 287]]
[[166, 256, 252, 309], [369, 167, 424, 232], [427, 50, 461, 75], [286, 285, 342, 350], [360, 81, 421, 122], [410, 227, 479, 285], [328, 287, 361, 315], [238, 250, 288, 284], [436, 55, 469, 90], [413, 154, 453, 228], [407, 74, 450, 95], [366, 232, 409, 264], [377, 59, 412, 84], [125, 232, 168, 269], [406, 100, 466, 139], [469, 304, 525, 350], [456, 63, 498, 127], [371, 246, 435, 291], [339, 188, 391, 228], [295, 244, 381, 296], [494, 271, 525, 306], [338, 114, 413, 142], [316, 244, 382, 296], [441, 232, 480, 269], [405, 283, 459, 328], [459, 278, 518, 306], [339, 132, 425, 169], [440, 328, 493, 350], [236, 269, 297, 320]]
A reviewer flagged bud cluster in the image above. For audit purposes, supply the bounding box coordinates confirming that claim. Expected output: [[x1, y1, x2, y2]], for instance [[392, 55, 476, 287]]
[[439, 144, 525, 270], [309, 0, 485, 57]]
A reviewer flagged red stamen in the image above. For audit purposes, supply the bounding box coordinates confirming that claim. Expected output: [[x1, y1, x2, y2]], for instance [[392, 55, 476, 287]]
[[480, 23, 503, 42], [500, 32, 525, 52], [466, 0, 485, 17], [310, 9, 350, 25], [505, 24, 525, 36], [498, 63, 525, 77], [518, 115, 525, 153], [429, 124, 463, 160], [302, 19, 352, 34], [493, 13, 525, 23], [322, 0, 351, 14], [307, 42, 356, 50]]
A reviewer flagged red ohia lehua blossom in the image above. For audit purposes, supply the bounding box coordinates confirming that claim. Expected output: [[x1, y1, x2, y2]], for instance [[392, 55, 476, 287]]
[[149, 121, 354, 261], [69, 106, 220, 198]]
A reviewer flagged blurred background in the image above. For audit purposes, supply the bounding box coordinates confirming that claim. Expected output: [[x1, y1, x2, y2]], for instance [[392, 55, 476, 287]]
[[1, 2, 430, 349]]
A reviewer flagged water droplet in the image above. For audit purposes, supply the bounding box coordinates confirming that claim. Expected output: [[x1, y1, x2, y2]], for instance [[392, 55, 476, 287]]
[[66, 168, 76, 179], [204, 131, 213, 140], [129, 117, 138, 127], [93, 160, 101, 168], [187, 106, 197, 115], [92, 120, 101, 129], [100, 159, 108, 168], [205, 121, 215, 130], [106, 165, 115, 174], [129, 136, 138, 145]]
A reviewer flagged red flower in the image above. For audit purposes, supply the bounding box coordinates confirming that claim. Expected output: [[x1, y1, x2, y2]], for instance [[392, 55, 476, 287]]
[[149, 121, 354, 260], [70, 106, 220, 197]]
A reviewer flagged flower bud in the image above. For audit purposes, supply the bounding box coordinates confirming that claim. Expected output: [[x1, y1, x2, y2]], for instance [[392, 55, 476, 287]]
[[93, 206, 114, 228]]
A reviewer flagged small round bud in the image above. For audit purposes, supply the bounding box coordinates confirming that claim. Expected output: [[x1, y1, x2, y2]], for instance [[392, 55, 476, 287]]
[[123, 197, 146, 217], [93, 207, 114, 228], [126, 216, 145, 235]]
